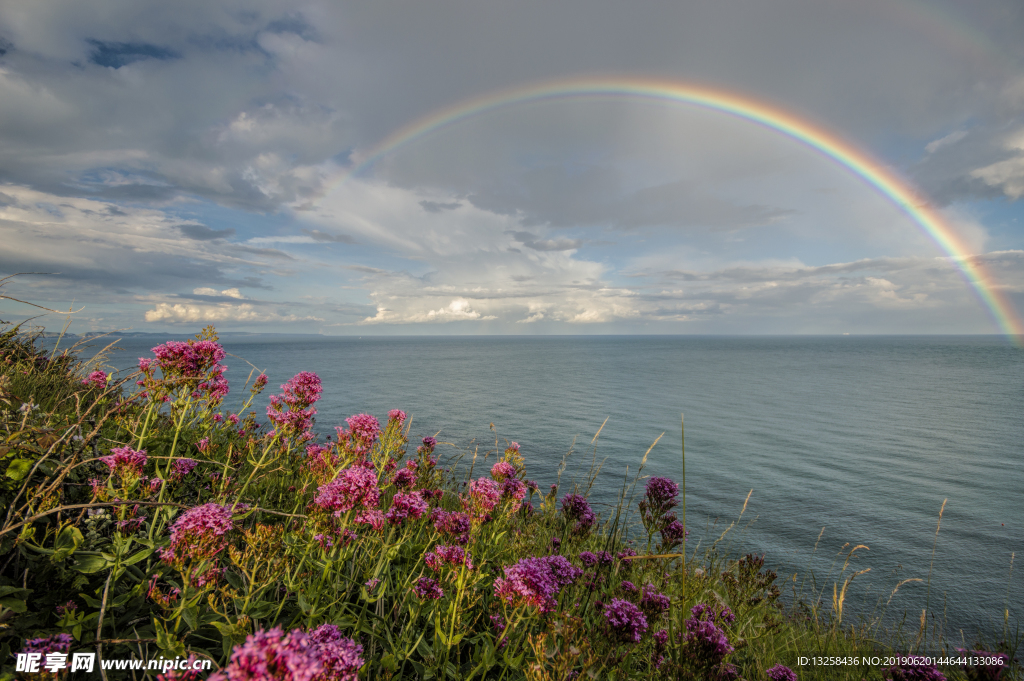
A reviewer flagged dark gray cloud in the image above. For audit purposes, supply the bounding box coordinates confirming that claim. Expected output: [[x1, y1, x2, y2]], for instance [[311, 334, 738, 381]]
[[419, 200, 462, 213], [86, 39, 180, 68], [301, 228, 356, 243], [509, 231, 583, 251], [176, 224, 236, 240]]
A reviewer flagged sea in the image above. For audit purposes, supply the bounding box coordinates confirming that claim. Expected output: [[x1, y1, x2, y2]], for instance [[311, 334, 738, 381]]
[[73, 333, 1023, 640]]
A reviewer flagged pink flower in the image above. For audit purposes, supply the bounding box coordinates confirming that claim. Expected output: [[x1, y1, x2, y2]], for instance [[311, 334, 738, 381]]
[[100, 446, 147, 481], [493, 555, 582, 613], [385, 491, 429, 525], [387, 409, 406, 425], [414, 577, 443, 600], [424, 544, 473, 571], [312, 466, 380, 513], [339, 413, 380, 455], [162, 503, 235, 565], [208, 627, 322, 681], [171, 458, 198, 480], [81, 370, 108, 389], [267, 372, 322, 438], [354, 510, 385, 531], [490, 462, 516, 482], [463, 477, 501, 520]]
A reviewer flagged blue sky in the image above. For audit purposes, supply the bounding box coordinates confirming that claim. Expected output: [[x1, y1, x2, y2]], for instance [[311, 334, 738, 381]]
[[0, 0, 1022, 336]]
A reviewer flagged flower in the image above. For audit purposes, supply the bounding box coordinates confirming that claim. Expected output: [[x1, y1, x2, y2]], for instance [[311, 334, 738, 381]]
[[267, 372, 322, 438], [343, 413, 380, 454], [308, 624, 364, 681], [490, 462, 517, 481], [603, 599, 648, 643], [956, 648, 1010, 680], [171, 458, 198, 480], [162, 503, 235, 565], [640, 584, 671, 617], [393, 468, 415, 489], [660, 518, 688, 550], [354, 510, 386, 532], [414, 576, 444, 600], [82, 370, 108, 389], [424, 544, 473, 571], [767, 664, 798, 681], [560, 494, 596, 534], [620, 580, 638, 594], [882, 657, 947, 681], [20, 633, 73, 656], [500, 477, 527, 504], [421, 436, 437, 449], [312, 467, 380, 514], [493, 555, 582, 612], [579, 551, 598, 567], [100, 446, 147, 481], [387, 409, 407, 425], [385, 491, 429, 525], [208, 627, 322, 681], [683, 603, 735, 667], [431, 509, 472, 544], [55, 600, 77, 616], [464, 477, 501, 520]]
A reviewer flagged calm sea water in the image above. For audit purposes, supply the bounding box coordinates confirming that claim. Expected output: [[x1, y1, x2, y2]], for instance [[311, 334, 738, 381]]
[[89, 334, 1022, 637]]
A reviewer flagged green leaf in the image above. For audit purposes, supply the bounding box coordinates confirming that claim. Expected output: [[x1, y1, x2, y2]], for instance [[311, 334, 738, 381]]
[[0, 598, 27, 613], [5, 458, 33, 480], [75, 554, 112, 574], [0, 586, 30, 599], [123, 547, 155, 566], [181, 606, 199, 631]]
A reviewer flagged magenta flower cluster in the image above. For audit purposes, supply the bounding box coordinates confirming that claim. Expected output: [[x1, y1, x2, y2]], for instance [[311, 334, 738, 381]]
[[882, 658, 948, 681], [640, 583, 671, 617], [603, 598, 649, 643], [101, 446, 147, 480], [81, 370, 108, 389], [424, 544, 473, 571], [307, 624, 365, 681], [464, 477, 501, 520], [170, 458, 198, 480], [20, 633, 73, 656], [312, 466, 380, 514], [162, 503, 235, 565], [493, 555, 582, 612], [414, 576, 444, 600], [144, 340, 230, 404], [767, 664, 798, 681], [385, 491, 429, 525], [560, 493, 596, 534], [387, 409, 407, 425], [267, 371, 322, 438], [341, 413, 381, 455], [684, 603, 736, 665], [431, 509, 472, 544], [490, 461, 516, 481]]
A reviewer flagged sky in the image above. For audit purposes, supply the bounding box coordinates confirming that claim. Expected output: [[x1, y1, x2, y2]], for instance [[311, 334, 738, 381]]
[[0, 0, 1023, 337]]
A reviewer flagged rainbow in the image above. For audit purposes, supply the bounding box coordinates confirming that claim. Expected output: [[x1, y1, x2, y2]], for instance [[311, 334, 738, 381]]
[[316, 76, 1023, 343]]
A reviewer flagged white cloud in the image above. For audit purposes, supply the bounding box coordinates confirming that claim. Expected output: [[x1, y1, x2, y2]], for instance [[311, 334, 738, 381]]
[[192, 287, 244, 298], [144, 302, 322, 323]]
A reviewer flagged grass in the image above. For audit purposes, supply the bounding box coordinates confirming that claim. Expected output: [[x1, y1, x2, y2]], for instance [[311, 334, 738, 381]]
[[0, 300, 1019, 680]]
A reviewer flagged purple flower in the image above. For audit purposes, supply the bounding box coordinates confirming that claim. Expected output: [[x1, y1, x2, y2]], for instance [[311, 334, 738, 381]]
[[660, 518, 688, 550], [82, 370, 108, 389], [171, 458, 198, 480], [312, 466, 380, 513], [385, 491, 429, 525], [208, 627, 323, 681], [621, 580, 638, 594], [683, 603, 735, 668], [653, 629, 669, 649], [20, 633, 73, 656], [393, 468, 416, 489], [956, 649, 1010, 681], [365, 578, 380, 590], [883, 657, 947, 681], [55, 600, 77, 616], [490, 613, 506, 633], [491, 461, 517, 481], [640, 584, 671, 616], [560, 494, 596, 534], [431, 509, 472, 544], [162, 503, 235, 565], [767, 664, 798, 681], [421, 436, 437, 449], [387, 409, 407, 425], [645, 477, 679, 508], [100, 446, 147, 480], [603, 599, 648, 643], [308, 624, 364, 681], [507, 441, 520, 452], [493, 555, 582, 612], [579, 551, 598, 567], [424, 544, 473, 571], [415, 576, 444, 600]]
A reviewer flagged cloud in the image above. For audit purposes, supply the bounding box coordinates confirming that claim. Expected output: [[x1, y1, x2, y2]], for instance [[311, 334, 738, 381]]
[[510, 230, 583, 251], [87, 39, 180, 68], [177, 223, 235, 240], [360, 298, 496, 324], [144, 302, 322, 323], [192, 287, 244, 298], [419, 199, 462, 213], [300, 228, 356, 243]]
